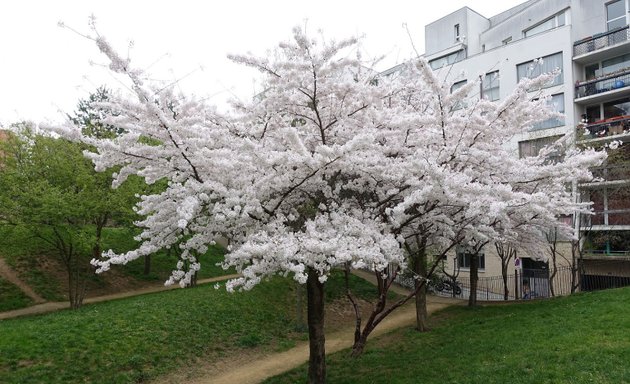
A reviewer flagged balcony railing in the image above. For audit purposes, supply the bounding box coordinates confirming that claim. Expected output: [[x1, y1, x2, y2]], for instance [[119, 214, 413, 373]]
[[578, 115, 630, 141], [575, 69, 630, 99], [587, 209, 630, 226], [591, 164, 630, 182], [573, 25, 630, 57]]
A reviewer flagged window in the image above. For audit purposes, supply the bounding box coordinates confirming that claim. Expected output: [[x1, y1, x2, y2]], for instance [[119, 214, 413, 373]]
[[518, 135, 563, 158], [450, 79, 467, 93], [602, 52, 630, 76], [502, 36, 512, 45], [585, 63, 599, 81], [454, 24, 460, 42], [584, 97, 630, 124], [429, 50, 464, 70], [517, 52, 563, 88], [607, 0, 626, 31], [482, 71, 500, 101], [585, 105, 601, 124], [524, 10, 566, 38], [532, 93, 565, 130], [457, 249, 485, 270], [603, 97, 630, 118], [450, 80, 468, 110]]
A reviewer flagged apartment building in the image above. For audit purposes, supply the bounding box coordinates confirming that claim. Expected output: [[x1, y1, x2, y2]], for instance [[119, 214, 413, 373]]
[[404, 0, 630, 289]]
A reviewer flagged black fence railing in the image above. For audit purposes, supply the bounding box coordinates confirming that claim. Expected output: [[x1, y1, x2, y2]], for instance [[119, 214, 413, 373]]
[[575, 70, 630, 99], [573, 26, 630, 57], [394, 259, 630, 302]]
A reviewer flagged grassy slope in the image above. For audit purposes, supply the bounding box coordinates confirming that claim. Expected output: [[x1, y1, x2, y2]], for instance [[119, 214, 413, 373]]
[[0, 271, 379, 384], [266, 287, 630, 384], [0, 227, 233, 310], [0, 278, 34, 312]]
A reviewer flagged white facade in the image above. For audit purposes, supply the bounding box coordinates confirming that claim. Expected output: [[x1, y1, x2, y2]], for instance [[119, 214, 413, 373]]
[[402, 0, 630, 276]]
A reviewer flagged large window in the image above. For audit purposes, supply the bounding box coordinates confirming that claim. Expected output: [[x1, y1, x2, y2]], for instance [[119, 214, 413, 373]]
[[523, 10, 566, 38], [607, 0, 626, 31], [518, 135, 563, 158], [482, 71, 500, 101], [585, 97, 630, 123], [604, 97, 630, 118], [517, 52, 563, 87], [602, 53, 630, 76], [457, 249, 485, 270], [585, 53, 630, 80], [429, 50, 464, 70], [532, 93, 565, 130]]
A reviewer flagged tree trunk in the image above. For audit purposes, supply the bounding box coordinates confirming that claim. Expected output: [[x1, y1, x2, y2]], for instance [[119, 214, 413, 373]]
[[415, 287, 428, 331], [502, 268, 509, 301], [144, 254, 151, 275], [296, 281, 306, 332], [412, 238, 429, 332], [189, 270, 198, 287], [468, 254, 478, 307], [68, 253, 87, 310], [307, 268, 326, 384]]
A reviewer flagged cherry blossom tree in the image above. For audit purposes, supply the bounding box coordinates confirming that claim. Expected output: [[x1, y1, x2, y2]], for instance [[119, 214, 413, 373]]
[[341, 60, 609, 341], [56, 25, 409, 383], [54, 23, 610, 382]]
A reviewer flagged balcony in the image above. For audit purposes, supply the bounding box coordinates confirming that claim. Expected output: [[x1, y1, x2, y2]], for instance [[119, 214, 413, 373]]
[[591, 164, 630, 183], [583, 209, 630, 230], [573, 26, 630, 63], [576, 115, 630, 143], [575, 69, 630, 104]]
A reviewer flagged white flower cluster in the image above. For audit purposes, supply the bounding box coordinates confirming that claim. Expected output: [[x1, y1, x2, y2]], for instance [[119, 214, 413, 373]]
[[62, 26, 607, 290]]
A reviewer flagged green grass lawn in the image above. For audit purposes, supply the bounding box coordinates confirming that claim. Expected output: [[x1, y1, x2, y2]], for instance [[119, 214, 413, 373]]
[[265, 287, 630, 384], [0, 278, 34, 312], [0, 270, 379, 384]]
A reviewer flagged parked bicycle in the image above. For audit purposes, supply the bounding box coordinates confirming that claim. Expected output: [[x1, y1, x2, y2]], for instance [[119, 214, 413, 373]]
[[429, 277, 462, 295]]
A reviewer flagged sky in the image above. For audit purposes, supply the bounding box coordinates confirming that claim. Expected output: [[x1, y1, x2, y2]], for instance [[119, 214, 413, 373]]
[[0, 0, 526, 125]]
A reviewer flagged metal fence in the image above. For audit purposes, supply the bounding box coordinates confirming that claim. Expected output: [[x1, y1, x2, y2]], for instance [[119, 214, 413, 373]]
[[573, 26, 630, 57], [575, 70, 630, 99], [395, 258, 630, 302]]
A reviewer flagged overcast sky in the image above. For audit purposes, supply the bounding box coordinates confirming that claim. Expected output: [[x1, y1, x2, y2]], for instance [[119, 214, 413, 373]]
[[0, 0, 526, 125]]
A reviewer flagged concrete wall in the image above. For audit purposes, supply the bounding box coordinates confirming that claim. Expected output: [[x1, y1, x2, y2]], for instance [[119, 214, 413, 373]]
[[489, 0, 541, 27], [480, 0, 571, 52], [425, 8, 491, 58], [430, 25, 575, 156], [571, 0, 628, 42]]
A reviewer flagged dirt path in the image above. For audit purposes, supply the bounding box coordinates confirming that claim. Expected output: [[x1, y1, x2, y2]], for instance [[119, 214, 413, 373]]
[[178, 271, 463, 384], [189, 296, 461, 384], [0, 257, 46, 303], [0, 274, 241, 320]]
